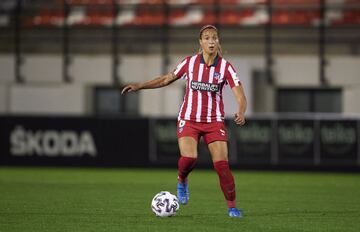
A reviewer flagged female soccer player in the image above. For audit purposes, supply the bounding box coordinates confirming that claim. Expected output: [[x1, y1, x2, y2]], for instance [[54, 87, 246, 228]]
[[122, 25, 247, 218]]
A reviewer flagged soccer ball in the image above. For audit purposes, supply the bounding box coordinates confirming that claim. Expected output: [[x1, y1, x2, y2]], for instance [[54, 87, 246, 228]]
[[151, 191, 179, 217]]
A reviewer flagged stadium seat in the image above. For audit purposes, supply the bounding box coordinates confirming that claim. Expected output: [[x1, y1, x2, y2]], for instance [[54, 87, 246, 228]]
[[133, 7, 166, 25], [271, 10, 319, 25], [272, 11, 291, 25], [96, 0, 114, 4], [169, 9, 187, 25], [167, 0, 207, 5], [192, 0, 215, 4], [272, 0, 320, 5], [220, 10, 241, 25], [140, 0, 164, 4], [67, 7, 86, 25], [67, 0, 113, 5], [84, 9, 113, 26], [236, 0, 266, 4], [170, 7, 204, 26], [341, 10, 360, 25], [335, 0, 360, 25], [220, 9, 260, 26], [28, 9, 65, 27], [219, 0, 238, 4], [116, 8, 136, 25], [239, 8, 265, 25], [201, 10, 216, 25]]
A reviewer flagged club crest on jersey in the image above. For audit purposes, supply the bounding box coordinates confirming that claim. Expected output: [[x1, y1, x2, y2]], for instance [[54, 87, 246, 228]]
[[214, 72, 220, 80], [191, 81, 220, 92]]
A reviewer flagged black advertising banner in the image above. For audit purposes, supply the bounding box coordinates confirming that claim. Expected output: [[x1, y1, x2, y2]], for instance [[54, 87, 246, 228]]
[[320, 120, 357, 165], [152, 119, 179, 164], [234, 119, 272, 165], [277, 119, 315, 165], [1, 116, 359, 169], [0, 116, 149, 167], [151, 119, 214, 166], [96, 117, 149, 166], [196, 139, 212, 166]]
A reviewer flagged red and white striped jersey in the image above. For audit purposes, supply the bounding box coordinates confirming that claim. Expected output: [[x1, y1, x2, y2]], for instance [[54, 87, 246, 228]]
[[173, 53, 241, 123]]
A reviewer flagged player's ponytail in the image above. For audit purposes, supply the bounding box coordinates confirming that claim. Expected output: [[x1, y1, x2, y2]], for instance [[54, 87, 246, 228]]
[[217, 44, 223, 57]]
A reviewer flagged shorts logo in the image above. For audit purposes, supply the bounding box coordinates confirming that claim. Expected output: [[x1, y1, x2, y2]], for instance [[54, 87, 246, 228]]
[[214, 72, 220, 80], [220, 129, 226, 136], [178, 120, 186, 133]]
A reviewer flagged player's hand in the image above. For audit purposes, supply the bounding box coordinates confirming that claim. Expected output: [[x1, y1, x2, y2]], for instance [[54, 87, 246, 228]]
[[234, 112, 245, 126], [121, 84, 140, 95]]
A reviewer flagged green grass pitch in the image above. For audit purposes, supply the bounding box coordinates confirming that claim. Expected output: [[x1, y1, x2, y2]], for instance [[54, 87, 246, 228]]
[[1, 167, 360, 232]]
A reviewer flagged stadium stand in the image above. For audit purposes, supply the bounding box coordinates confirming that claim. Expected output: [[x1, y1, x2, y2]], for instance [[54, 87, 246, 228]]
[[27, 9, 65, 27], [271, 9, 319, 25], [76, 8, 113, 26], [132, 6, 166, 25], [2, 0, 359, 27]]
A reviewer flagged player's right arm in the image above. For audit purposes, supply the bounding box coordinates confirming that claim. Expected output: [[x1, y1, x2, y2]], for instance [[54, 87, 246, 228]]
[[122, 56, 189, 95], [121, 72, 178, 95]]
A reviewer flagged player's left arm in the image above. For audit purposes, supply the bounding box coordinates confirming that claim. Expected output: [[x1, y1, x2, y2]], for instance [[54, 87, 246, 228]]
[[225, 63, 247, 126], [231, 85, 247, 126]]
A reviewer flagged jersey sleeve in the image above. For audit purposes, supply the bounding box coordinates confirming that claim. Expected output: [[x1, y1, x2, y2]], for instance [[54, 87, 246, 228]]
[[224, 63, 241, 88], [172, 57, 189, 80]]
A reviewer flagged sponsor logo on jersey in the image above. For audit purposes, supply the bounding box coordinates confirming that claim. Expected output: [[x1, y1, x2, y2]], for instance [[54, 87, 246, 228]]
[[191, 81, 220, 92]]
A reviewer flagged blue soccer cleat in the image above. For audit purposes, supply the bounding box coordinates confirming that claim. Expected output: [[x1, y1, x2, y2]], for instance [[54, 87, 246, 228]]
[[228, 208, 243, 218], [177, 182, 189, 205]]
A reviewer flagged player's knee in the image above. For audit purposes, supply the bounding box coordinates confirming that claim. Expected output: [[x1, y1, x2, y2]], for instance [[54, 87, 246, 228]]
[[181, 153, 198, 159], [211, 153, 228, 162]]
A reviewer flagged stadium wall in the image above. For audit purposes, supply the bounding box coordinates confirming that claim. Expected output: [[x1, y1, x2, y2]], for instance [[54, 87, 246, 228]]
[[0, 55, 360, 116], [9, 84, 86, 115]]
